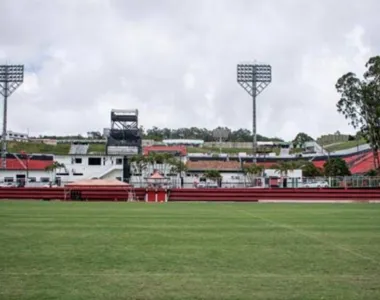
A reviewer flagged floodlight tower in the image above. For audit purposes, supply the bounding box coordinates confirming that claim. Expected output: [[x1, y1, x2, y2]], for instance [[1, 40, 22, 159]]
[[237, 63, 271, 162], [212, 128, 230, 154], [0, 65, 24, 169]]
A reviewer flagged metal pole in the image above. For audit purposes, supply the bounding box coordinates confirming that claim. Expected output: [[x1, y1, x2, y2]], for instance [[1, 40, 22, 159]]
[[252, 71, 257, 163], [1, 67, 8, 169]]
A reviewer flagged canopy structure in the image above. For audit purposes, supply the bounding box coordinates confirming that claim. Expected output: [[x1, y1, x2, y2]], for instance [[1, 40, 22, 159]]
[[145, 170, 170, 187], [65, 179, 131, 188]]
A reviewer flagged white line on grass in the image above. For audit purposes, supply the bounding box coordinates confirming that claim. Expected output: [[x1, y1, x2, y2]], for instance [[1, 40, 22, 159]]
[[238, 209, 380, 265], [0, 272, 377, 280]]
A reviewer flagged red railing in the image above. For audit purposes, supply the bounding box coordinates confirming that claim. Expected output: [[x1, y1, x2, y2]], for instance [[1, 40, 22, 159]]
[[1, 187, 380, 202]]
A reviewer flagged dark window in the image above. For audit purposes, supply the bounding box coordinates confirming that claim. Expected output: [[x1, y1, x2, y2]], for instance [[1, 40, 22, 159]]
[[56, 172, 69, 176], [28, 177, 36, 182], [88, 157, 101, 165], [75, 158, 82, 164], [116, 158, 123, 165], [73, 173, 83, 176], [116, 177, 122, 181], [40, 177, 50, 183], [4, 177, 14, 182]]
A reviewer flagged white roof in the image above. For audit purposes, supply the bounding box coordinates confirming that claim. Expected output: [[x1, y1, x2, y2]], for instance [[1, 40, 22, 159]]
[[163, 139, 204, 144]]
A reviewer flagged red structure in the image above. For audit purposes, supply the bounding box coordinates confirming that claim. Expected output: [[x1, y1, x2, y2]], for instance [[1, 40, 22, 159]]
[[0, 158, 52, 170], [0, 187, 380, 202]]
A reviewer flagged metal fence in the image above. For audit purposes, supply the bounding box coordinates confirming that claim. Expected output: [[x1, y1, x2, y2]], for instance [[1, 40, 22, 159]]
[[129, 176, 380, 189], [3, 176, 380, 189]]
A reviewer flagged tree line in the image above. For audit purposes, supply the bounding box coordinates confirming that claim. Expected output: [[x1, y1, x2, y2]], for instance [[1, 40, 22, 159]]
[[37, 129, 314, 144]]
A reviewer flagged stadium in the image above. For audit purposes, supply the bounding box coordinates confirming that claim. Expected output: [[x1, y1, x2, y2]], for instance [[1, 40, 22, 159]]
[[1, 8, 380, 299]]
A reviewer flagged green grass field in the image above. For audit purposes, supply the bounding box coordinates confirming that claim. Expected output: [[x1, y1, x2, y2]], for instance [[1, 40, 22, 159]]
[[0, 201, 379, 300]]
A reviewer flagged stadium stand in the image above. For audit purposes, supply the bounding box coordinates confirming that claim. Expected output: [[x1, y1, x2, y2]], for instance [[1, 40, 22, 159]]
[[350, 151, 379, 174], [69, 143, 89, 155]]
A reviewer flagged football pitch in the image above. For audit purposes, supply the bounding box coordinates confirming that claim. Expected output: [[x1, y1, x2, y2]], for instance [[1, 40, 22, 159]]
[[0, 201, 379, 300]]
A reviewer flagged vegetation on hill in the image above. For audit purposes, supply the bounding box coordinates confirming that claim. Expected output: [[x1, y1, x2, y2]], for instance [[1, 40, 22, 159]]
[[141, 126, 284, 142], [7, 142, 70, 155], [187, 147, 281, 155], [37, 127, 284, 143], [324, 138, 367, 152]]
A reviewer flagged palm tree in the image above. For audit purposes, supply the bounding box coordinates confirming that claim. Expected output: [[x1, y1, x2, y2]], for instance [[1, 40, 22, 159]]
[[273, 161, 296, 188], [203, 169, 222, 182], [169, 159, 188, 187], [146, 152, 175, 175], [243, 164, 265, 187], [129, 154, 148, 184], [44, 161, 66, 184]]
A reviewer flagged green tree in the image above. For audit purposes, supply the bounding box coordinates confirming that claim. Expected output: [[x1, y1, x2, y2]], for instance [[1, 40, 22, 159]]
[[365, 169, 378, 177], [298, 161, 323, 177], [293, 132, 314, 147], [323, 158, 351, 177], [273, 161, 296, 177], [44, 161, 66, 183], [203, 170, 222, 182], [243, 164, 265, 187], [336, 55, 380, 169], [129, 154, 148, 177]]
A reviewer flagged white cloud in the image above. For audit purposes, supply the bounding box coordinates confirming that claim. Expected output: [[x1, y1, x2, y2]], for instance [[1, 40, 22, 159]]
[[0, 0, 379, 141]]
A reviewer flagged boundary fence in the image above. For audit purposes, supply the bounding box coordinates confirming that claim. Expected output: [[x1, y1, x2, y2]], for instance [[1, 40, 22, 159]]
[[1, 186, 380, 202]]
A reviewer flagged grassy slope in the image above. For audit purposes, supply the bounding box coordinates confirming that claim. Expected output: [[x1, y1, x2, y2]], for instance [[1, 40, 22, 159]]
[[6, 142, 106, 155], [325, 139, 367, 152], [188, 147, 281, 155], [0, 201, 379, 300], [5, 139, 369, 156]]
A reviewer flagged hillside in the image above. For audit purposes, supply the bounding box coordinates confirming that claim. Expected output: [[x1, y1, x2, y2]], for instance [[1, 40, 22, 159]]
[[5, 139, 370, 156], [6, 142, 106, 155], [324, 138, 367, 152]]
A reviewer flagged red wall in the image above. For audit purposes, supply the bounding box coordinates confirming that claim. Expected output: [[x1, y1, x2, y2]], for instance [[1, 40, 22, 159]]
[[1, 187, 380, 202]]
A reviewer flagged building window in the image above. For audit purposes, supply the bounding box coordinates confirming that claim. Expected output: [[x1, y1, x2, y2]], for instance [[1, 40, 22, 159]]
[[116, 158, 123, 165], [116, 177, 122, 181], [56, 172, 69, 176], [75, 158, 82, 164], [73, 173, 83, 176], [40, 177, 50, 183], [4, 177, 14, 182], [88, 157, 101, 165], [28, 177, 36, 182]]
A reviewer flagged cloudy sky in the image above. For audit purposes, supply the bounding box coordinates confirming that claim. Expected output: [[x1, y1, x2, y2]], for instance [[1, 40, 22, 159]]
[[1, 0, 379, 141]]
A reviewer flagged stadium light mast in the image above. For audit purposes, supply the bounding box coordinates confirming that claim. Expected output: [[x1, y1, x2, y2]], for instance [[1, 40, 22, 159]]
[[0, 65, 24, 169], [212, 128, 230, 154], [237, 63, 271, 163]]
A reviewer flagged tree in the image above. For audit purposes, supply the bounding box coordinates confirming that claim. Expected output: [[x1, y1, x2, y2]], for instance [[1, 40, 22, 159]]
[[323, 158, 351, 177], [336, 55, 380, 169], [243, 164, 265, 187], [365, 169, 378, 177], [203, 170, 222, 182], [169, 159, 188, 176], [273, 161, 297, 188], [44, 161, 66, 184], [129, 154, 148, 184], [273, 161, 296, 177], [298, 161, 323, 177], [146, 152, 175, 175], [293, 132, 314, 147]]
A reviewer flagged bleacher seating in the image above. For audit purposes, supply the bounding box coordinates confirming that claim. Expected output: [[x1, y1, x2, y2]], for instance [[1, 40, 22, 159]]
[[350, 152, 379, 174], [69, 144, 89, 155]]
